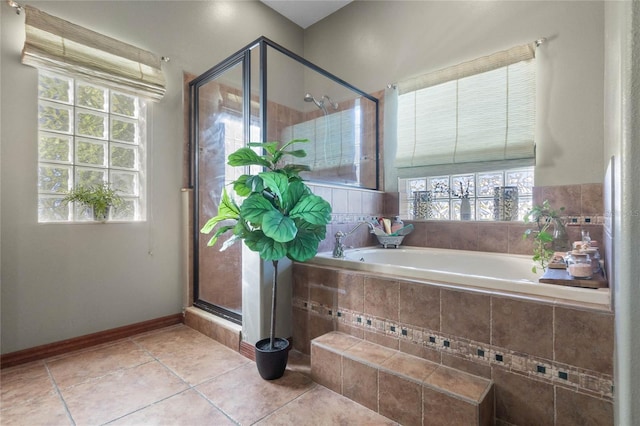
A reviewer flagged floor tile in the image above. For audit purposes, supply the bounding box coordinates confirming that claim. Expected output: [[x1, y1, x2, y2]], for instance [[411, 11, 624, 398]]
[[0, 362, 55, 407], [134, 325, 249, 385], [47, 340, 154, 389], [256, 385, 398, 425], [0, 391, 71, 426], [1, 325, 396, 426], [109, 389, 235, 425], [60, 361, 188, 425], [197, 362, 315, 424]]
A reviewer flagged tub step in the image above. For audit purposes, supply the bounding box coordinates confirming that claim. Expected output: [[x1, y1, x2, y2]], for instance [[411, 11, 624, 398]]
[[311, 331, 494, 426]]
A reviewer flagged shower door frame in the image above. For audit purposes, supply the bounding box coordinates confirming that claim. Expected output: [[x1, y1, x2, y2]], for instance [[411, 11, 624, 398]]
[[189, 45, 255, 325], [189, 36, 379, 329]]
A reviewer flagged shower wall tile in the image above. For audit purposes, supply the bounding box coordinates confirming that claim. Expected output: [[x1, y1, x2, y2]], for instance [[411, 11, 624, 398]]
[[441, 289, 491, 344], [347, 190, 362, 214], [363, 190, 384, 216], [554, 307, 614, 375], [364, 277, 399, 322], [493, 368, 555, 426], [581, 183, 604, 215], [294, 263, 614, 426], [538, 184, 582, 215], [364, 330, 400, 351], [477, 223, 509, 253], [342, 357, 379, 412], [449, 222, 479, 251], [383, 192, 399, 216], [292, 264, 310, 300], [308, 312, 335, 345], [492, 297, 553, 359], [506, 223, 535, 255], [441, 353, 492, 379], [555, 385, 613, 425], [337, 272, 365, 312], [292, 307, 310, 353], [310, 343, 342, 394], [422, 385, 480, 426], [400, 221, 428, 247], [331, 188, 349, 214], [308, 267, 338, 308], [379, 370, 422, 426], [398, 281, 440, 330], [399, 340, 441, 363], [424, 222, 453, 249]]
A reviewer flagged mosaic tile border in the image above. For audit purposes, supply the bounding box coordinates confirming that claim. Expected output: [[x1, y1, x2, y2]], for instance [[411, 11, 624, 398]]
[[564, 215, 606, 225], [329, 214, 606, 225], [294, 298, 613, 401]]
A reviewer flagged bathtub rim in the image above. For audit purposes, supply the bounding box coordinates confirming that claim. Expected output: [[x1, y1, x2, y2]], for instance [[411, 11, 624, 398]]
[[308, 246, 611, 310]]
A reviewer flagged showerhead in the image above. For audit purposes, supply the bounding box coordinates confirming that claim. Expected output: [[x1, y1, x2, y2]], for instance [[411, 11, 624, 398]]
[[303, 93, 338, 112], [304, 93, 323, 110]]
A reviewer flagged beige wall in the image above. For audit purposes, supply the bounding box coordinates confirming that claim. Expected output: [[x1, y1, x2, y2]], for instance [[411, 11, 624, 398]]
[[0, 1, 303, 354], [304, 1, 606, 188]]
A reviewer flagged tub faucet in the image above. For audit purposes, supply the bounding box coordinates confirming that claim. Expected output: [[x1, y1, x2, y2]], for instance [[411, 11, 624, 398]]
[[333, 222, 374, 258]]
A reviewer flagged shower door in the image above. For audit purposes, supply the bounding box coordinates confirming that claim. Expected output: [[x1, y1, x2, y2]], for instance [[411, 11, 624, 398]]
[[190, 49, 260, 325]]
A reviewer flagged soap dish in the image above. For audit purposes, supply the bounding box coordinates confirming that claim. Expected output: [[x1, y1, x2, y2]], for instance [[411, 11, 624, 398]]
[[376, 235, 404, 248]]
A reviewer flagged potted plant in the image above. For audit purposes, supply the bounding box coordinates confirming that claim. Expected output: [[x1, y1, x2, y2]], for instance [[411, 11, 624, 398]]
[[200, 139, 332, 380], [522, 199, 569, 272], [62, 182, 123, 222]]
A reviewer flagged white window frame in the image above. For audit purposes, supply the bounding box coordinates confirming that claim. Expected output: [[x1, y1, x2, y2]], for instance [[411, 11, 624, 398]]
[[37, 71, 147, 222]]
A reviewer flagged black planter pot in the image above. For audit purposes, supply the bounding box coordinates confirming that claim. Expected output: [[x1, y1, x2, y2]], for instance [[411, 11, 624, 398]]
[[254, 337, 290, 380]]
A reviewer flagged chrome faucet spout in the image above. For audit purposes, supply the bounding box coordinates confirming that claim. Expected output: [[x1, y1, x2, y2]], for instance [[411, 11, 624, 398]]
[[332, 222, 374, 258]]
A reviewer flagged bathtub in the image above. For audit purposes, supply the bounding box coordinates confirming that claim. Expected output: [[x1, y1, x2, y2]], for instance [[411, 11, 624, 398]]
[[310, 246, 610, 307]]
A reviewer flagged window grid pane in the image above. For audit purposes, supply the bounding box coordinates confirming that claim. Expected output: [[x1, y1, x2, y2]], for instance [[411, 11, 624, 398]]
[[401, 167, 533, 221], [37, 71, 145, 222]]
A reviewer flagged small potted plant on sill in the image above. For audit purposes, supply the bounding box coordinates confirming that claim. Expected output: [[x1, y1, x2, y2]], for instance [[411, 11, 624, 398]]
[[522, 199, 570, 273], [200, 138, 332, 380], [62, 182, 123, 222]]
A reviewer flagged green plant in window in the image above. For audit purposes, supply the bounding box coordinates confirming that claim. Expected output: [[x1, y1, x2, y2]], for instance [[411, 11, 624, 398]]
[[62, 182, 123, 222], [522, 200, 566, 273]]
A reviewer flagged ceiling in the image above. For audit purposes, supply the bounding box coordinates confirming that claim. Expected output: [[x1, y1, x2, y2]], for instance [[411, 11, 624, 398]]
[[260, 0, 352, 29]]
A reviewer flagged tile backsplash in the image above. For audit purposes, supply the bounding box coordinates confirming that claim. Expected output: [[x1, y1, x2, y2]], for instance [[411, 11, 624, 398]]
[[312, 182, 605, 258]]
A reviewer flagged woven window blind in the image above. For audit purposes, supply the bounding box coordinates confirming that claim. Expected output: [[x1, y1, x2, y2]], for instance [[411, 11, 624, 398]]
[[22, 6, 166, 100], [396, 43, 536, 177]]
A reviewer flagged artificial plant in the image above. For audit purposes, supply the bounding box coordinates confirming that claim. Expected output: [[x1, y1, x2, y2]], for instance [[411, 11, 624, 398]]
[[62, 182, 123, 221], [522, 199, 567, 273], [200, 139, 332, 350]]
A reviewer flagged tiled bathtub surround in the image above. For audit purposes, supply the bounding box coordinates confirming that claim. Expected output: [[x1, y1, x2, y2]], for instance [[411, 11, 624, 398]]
[[311, 331, 494, 425], [292, 264, 614, 425], [310, 183, 605, 259]]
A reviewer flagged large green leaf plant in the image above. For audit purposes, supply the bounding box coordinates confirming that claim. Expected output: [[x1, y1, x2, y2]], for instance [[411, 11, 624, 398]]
[[200, 139, 332, 350]]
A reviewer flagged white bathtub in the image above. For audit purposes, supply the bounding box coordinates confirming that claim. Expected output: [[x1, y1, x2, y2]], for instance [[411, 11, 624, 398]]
[[311, 246, 610, 307]]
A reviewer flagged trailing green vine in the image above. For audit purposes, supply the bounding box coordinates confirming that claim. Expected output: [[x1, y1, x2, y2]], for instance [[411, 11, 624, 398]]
[[522, 200, 566, 273]]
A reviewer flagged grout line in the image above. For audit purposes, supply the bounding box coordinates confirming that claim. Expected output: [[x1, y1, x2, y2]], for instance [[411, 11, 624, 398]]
[[43, 362, 76, 426]]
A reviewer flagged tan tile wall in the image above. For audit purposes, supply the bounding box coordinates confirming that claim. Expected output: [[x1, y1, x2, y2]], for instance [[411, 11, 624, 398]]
[[292, 263, 614, 425], [297, 180, 610, 424], [311, 183, 605, 259]]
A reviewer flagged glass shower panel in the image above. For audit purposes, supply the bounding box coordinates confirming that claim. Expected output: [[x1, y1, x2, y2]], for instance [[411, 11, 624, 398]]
[[195, 63, 244, 322], [265, 44, 378, 189]]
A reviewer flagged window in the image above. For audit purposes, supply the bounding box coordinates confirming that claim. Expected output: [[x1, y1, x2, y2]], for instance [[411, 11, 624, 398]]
[[393, 42, 539, 221], [37, 71, 146, 222], [399, 167, 534, 221]]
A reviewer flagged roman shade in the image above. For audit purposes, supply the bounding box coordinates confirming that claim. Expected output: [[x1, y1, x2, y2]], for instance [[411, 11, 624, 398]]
[[22, 5, 166, 101], [396, 43, 537, 177]]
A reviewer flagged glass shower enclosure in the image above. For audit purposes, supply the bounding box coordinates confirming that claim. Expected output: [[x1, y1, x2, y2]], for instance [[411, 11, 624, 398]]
[[189, 37, 378, 328]]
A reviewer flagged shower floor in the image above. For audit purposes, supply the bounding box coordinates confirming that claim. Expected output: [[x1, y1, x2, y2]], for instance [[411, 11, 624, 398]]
[[0, 324, 394, 425]]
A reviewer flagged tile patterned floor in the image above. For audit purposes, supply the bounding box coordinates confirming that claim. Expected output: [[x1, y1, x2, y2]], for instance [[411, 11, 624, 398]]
[[0, 325, 396, 425]]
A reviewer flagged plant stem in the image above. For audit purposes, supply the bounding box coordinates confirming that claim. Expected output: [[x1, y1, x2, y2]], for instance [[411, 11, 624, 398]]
[[270, 259, 278, 350]]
